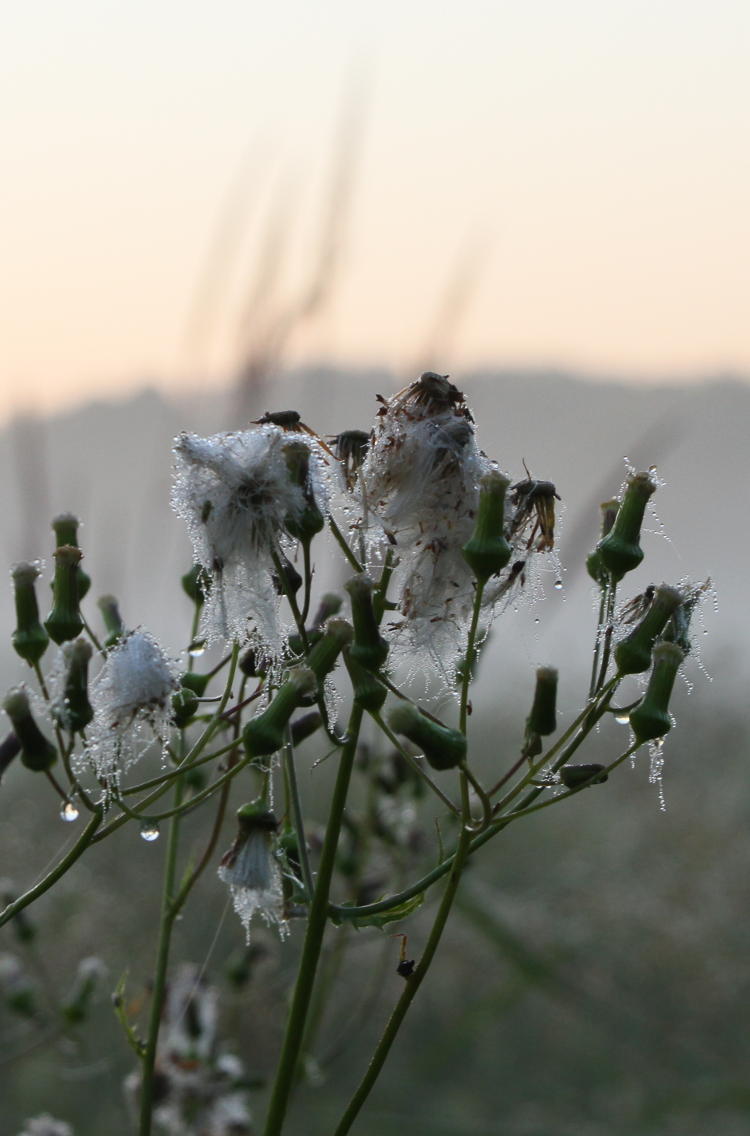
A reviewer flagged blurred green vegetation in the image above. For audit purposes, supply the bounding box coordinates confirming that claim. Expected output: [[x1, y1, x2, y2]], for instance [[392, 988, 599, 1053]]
[[2, 686, 748, 1135]]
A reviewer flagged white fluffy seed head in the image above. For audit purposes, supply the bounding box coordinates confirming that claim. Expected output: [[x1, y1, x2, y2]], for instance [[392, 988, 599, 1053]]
[[359, 379, 496, 684], [82, 630, 179, 782], [218, 826, 288, 944], [172, 425, 337, 657]]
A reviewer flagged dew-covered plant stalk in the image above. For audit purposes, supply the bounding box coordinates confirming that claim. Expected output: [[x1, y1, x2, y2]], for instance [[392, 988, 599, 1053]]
[[0, 375, 711, 1136]]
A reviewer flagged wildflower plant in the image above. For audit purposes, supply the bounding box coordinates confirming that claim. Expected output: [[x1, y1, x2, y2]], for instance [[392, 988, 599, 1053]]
[[0, 372, 711, 1136]]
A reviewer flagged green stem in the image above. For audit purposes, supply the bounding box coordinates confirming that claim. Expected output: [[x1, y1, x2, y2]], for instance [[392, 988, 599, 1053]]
[[263, 703, 365, 1136], [0, 808, 103, 928], [271, 547, 309, 651], [282, 729, 315, 898], [332, 818, 473, 1135], [459, 581, 484, 735], [300, 541, 313, 626], [328, 516, 363, 574], [370, 711, 460, 816], [138, 776, 184, 1136], [588, 584, 608, 699], [330, 682, 622, 926]]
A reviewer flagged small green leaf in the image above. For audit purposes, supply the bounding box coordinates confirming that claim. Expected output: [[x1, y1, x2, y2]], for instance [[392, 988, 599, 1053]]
[[331, 892, 424, 929]]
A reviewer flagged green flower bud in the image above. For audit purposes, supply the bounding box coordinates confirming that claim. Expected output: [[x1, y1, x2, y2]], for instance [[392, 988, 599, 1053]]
[[236, 800, 278, 834], [290, 710, 323, 746], [305, 619, 353, 683], [283, 440, 325, 542], [311, 592, 343, 629], [344, 650, 387, 712], [243, 667, 317, 757], [614, 585, 682, 675], [179, 670, 211, 697], [344, 575, 389, 671], [526, 666, 558, 737], [52, 513, 91, 599], [0, 732, 21, 779], [97, 594, 124, 647], [3, 689, 57, 772], [11, 562, 49, 665], [181, 563, 209, 606], [559, 763, 608, 789], [272, 552, 302, 596], [462, 471, 513, 583], [287, 629, 322, 658], [629, 641, 684, 745], [171, 686, 200, 729], [388, 703, 466, 771], [45, 546, 84, 644], [586, 500, 619, 585], [56, 639, 94, 733], [596, 473, 656, 582]]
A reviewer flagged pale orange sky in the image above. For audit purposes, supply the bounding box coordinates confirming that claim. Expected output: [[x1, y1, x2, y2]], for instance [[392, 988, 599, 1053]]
[[2, 1, 749, 420]]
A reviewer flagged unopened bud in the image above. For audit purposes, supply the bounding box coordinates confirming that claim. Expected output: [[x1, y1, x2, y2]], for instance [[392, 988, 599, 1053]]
[[344, 576, 389, 670], [559, 763, 608, 789], [596, 473, 656, 582], [305, 619, 353, 683], [2, 689, 57, 772], [629, 641, 684, 745], [283, 441, 325, 542], [171, 687, 200, 729], [181, 564, 209, 606], [52, 513, 91, 599], [243, 667, 317, 757], [0, 732, 21, 780], [344, 650, 387, 712], [45, 546, 84, 644], [11, 563, 49, 665], [97, 595, 124, 647], [526, 666, 558, 737], [180, 670, 211, 697], [290, 710, 323, 746], [56, 639, 94, 733], [272, 552, 302, 596], [389, 703, 466, 771], [614, 585, 682, 675], [462, 471, 513, 584], [586, 500, 619, 585], [311, 592, 343, 629]]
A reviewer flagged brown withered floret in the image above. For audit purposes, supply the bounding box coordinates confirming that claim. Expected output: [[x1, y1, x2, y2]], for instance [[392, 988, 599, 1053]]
[[331, 429, 371, 488], [379, 372, 474, 422], [252, 410, 337, 458], [510, 472, 560, 552]]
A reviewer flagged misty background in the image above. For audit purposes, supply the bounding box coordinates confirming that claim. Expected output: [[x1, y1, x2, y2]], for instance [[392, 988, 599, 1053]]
[[2, 2, 750, 1132]]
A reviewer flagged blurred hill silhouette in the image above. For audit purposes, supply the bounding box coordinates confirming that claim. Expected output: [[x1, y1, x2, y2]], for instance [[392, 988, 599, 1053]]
[[1, 366, 749, 1136], [0, 366, 743, 692]]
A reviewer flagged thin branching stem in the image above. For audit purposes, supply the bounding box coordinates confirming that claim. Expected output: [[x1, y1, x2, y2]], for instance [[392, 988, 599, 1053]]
[[263, 703, 365, 1136]]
